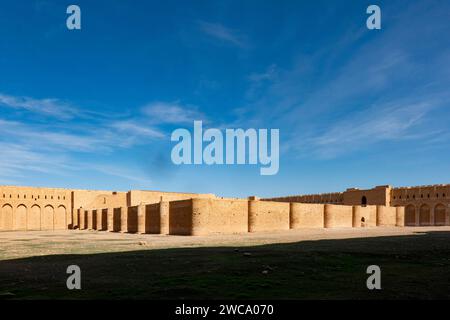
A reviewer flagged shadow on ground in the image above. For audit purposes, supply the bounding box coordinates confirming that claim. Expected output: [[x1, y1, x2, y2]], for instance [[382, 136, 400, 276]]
[[1, 231, 449, 299]]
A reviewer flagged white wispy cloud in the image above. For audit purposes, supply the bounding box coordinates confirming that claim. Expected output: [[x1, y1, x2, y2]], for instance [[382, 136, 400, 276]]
[[234, 1, 450, 160], [0, 92, 78, 119], [141, 101, 206, 124], [86, 164, 153, 186], [0, 97, 168, 184], [0, 121, 158, 186], [198, 21, 247, 48], [303, 101, 439, 159], [0, 88, 193, 187], [0, 119, 108, 152], [110, 120, 166, 139], [0, 140, 154, 188], [248, 64, 279, 83], [0, 142, 73, 179]]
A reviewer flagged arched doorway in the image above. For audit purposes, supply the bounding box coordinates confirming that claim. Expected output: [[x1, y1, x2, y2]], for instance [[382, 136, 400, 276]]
[[0, 204, 13, 230], [361, 196, 367, 207], [434, 204, 446, 226], [419, 204, 431, 226], [42, 205, 54, 230], [28, 205, 41, 230], [54, 206, 66, 230], [15, 205, 27, 230], [405, 204, 416, 226]]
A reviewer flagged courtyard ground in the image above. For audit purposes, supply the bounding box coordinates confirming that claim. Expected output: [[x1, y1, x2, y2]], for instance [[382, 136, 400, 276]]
[[0, 227, 449, 299]]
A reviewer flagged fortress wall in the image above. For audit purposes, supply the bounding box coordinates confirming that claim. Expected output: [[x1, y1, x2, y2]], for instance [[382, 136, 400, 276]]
[[128, 190, 215, 207], [27, 205, 41, 231], [0, 184, 414, 235], [90, 209, 96, 230], [160, 201, 170, 234], [324, 204, 353, 228], [100, 209, 108, 231], [145, 201, 170, 234], [390, 186, 450, 227], [248, 200, 290, 232], [113, 207, 122, 232], [376, 205, 397, 226], [72, 190, 127, 211], [368, 206, 378, 227], [80, 210, 87, 230], [289, 203, 324, 228], [352, 205, 377, 227], [127, 206, 138, 233], [0, 186, 72, 231], [106, 208, 114, 231], [72, 208, 79, 229], [145, 203, 160, 234], [392, 185, 450, 206], [92, 210, 98, 230], [396, 206, 405, 226], [83, 210, 88, 229], [264, 192, 344, 204], [87, 210, 93, 230], [137, 204, 146, 234], [343, 186, 390, 206], [119, 206, 128, 232], [367, 205, 377, 227], [94, 209, 100, 230], [352, 206, 360, 228], [169, 198, 248, 235], [169, 199, 193, 235], [191, 198, 248, 235]]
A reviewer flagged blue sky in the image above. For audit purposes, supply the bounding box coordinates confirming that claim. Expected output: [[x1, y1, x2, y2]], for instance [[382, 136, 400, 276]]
[[0, 0, 450, 198]]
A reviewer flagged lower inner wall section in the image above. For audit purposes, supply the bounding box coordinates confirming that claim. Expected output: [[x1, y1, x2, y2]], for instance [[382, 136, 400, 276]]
[[2, 197, 426, 235]]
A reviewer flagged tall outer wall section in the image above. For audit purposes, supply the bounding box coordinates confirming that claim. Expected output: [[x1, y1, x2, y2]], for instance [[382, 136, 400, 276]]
[[289, 203, 324, 228], [248, 200, 290, 232], [324, 204, 353, 228], [169, 198, 248, 236]]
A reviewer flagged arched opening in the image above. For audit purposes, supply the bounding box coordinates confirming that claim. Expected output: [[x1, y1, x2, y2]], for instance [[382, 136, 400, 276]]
[[405, 205, 416, 226], [0, 204, 13, 231], [360, 217, 366, 227], [54, 206, 67, 230], [361, 196, 367, 207], [15, 205, 27, 231], [434, 204, 446, 226], [28, 205, 41, 230], [419, 204, 431, 226], [42, 205, 54, 230]]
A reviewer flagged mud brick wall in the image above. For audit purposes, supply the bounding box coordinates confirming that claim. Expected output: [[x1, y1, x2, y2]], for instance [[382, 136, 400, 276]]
[[169, 199, 193, 235], [191, 198, 248, 235], [352, 205, 377, 227], [289, 203, 324, 228], [376, 205, 397, 226], [324, 204, 353, 228], [248, 200, 290, 232], [127, 206, 138, 233]]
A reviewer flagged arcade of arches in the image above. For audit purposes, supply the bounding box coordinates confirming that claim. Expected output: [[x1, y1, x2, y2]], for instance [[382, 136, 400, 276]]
[[0, 185, 214, 231], [404, 203, 448, 226], [0, 203, 67, 231]]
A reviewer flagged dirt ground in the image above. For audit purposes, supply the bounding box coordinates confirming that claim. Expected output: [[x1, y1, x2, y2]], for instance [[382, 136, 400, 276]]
[[1, 227, 450, 299], [1, 226, 447, 261]]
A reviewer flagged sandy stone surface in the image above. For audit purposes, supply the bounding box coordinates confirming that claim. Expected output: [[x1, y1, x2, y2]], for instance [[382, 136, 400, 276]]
[[1, 226, 449, 261]]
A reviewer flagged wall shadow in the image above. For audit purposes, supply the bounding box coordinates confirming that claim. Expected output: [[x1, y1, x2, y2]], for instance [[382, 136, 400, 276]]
[[0, 231, 450, 300]]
